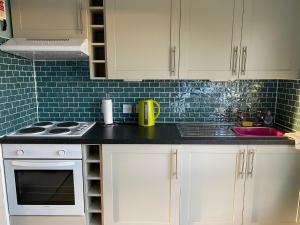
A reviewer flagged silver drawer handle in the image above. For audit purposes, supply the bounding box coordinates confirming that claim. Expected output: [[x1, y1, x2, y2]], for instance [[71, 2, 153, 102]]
[[77, 0, 83, 34], [172, 149, 178, 179], [238, 149, 245, 178], [247, 150, 255, 176], [232, 46, 239, 75], [241, 46, 247, 75], [11, 161, 75, 168], [170, 46, 176, 75]]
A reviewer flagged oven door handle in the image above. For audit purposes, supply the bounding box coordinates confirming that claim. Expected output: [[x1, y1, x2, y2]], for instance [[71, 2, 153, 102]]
[[11, 161, 75, 168]]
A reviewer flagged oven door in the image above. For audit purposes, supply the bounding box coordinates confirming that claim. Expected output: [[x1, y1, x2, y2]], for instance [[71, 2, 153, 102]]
[[4, 160, 84, 216]]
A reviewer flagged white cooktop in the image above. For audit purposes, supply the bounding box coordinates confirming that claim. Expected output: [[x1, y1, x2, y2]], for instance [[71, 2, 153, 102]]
[[8, 121, 96, 137]]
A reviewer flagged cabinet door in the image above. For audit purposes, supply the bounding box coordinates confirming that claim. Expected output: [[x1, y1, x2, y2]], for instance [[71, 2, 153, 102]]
[[240, 0, 300, 79], [179, 0, 243, 81], [11, 0, 87, 38], [106, 0, 180, 80], [102, 144, 180, 225], [243, 145, 300, 225], [181, 145, 245, 225]]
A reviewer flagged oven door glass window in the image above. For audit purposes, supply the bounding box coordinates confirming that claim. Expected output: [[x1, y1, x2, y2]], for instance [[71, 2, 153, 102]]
[[14, 170, 75, 205]]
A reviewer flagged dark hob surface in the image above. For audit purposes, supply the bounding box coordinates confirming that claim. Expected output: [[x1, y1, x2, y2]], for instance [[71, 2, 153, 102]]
[[19, 127, 46, 134], [56, 122, 80, 128], [49, 128, 71, 135], [33, 122, 54, 127]]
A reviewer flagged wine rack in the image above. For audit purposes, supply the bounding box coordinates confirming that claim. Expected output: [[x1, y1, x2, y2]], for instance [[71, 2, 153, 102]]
[[83, 145, 103, 225], [88, 0, 107, 79]]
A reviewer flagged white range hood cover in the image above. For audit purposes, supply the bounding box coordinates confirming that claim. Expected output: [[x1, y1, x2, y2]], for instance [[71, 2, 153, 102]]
[[0, 38, 89, 60]]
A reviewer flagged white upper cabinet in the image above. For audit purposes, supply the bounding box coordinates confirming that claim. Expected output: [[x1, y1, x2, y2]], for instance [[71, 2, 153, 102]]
[[239, 0, 300, 79], [102, 144, 180, 225], [105, 0, 180, 80], [243, 145, 300, 225], [179, 0, 300, 80], [11, 0, 87, 38], [179, 0, 243, 81], [181, 145, 245, 225]]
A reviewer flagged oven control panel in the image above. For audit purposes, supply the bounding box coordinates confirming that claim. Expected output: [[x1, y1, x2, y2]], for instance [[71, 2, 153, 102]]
[[2, 144, 82, 159]]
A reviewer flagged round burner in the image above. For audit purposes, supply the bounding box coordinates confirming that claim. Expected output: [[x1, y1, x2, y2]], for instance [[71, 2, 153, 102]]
[[49, 128, 71, 135], [18, 127, 46, 134], [56, 122, 79, 128], [34, 121, 54, 127]]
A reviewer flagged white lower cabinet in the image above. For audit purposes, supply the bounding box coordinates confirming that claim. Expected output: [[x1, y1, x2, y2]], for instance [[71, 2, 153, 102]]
[[0, 145, 9, 225], [181, 145, 245, 225], [103, 144, 300, 225], [243, 145, 300, 225], [102, 144, 180, 225]]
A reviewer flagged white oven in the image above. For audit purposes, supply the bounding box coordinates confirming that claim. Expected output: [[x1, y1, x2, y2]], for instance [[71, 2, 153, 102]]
[[2, 144, 84, 216]]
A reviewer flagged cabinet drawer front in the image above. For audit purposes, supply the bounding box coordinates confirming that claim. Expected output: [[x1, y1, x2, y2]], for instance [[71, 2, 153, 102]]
[[2, 144, 82, 159]]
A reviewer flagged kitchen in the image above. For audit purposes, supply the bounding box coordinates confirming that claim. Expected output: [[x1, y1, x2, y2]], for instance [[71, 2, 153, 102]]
[[0, 0, 300, 225]]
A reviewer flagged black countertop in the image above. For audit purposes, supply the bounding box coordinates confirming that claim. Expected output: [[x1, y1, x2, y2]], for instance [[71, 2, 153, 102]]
[[0, 123, 295, 145]]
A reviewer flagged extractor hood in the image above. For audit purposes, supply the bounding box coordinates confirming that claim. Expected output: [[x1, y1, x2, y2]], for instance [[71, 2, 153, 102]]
[[0, 38, 89, 60]]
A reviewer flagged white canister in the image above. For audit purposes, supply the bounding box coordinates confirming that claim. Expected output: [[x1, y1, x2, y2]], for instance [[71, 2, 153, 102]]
[[102, 98, 113, 125]]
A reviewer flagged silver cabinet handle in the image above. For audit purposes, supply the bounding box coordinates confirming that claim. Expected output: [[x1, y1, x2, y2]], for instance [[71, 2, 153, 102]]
[[11, 161, 75, 168], [172, 149, 178, 179], [247, 149, 255, 176], [241, 46, 247, 75], [170, 47, 176, 75], [238, 149, 245, 178], [232, 46, 239, 75], [77, 0, 83, 34]]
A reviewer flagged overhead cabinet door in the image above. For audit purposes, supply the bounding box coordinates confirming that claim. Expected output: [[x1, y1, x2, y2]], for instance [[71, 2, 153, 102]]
[[11, 0, 87, 38], [179, 0, 243, 80], [239, 0, 300, 79], [106, 0, 180, 80]]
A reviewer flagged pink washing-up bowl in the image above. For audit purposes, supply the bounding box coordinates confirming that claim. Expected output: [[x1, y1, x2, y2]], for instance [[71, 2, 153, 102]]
[[232, 127, 285, 137]]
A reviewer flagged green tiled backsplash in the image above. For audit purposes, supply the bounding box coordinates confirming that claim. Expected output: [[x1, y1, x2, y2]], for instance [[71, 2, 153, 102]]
[[0, 52, 37, 136], [276, 80, 300, 131], [35, 60, 278, 124]]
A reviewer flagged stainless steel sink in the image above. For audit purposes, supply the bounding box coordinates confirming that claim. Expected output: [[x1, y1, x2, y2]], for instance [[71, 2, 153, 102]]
[[176, 123, 235, 137]]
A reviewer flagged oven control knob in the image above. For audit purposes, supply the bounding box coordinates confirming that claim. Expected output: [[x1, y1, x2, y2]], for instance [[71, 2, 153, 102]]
[[16, 150, 24, 156], [58, 150, 66, 156]]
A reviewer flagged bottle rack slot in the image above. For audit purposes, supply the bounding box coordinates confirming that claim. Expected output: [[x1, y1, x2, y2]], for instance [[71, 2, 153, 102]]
[[86, 162, 101, 179], [92, 28, 105, 43], [88, 196, 102, 212], [91, 10, 104, 25], [88, 0, 107, 79], [90, 0, 103, 7], [89, 213, 102, 225], [88, 180, 101, 196], [86, 145, 101, 162], [83, 145, 103, 225], [93, 63, 106, 78], [93, 46, 106, 60]]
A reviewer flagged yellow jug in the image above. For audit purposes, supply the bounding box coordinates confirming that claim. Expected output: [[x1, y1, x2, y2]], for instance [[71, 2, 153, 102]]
[[138, 99, 160, 126]]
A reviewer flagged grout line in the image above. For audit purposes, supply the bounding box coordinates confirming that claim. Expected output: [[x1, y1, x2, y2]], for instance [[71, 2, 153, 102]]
[[273, 80, 279, 124], [33, 60, 39, 122]]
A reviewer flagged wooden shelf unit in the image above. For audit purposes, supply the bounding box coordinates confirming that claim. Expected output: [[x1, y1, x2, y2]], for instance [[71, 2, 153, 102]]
[[83, 145, 103, 225], [88, 0, 107, 79]]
